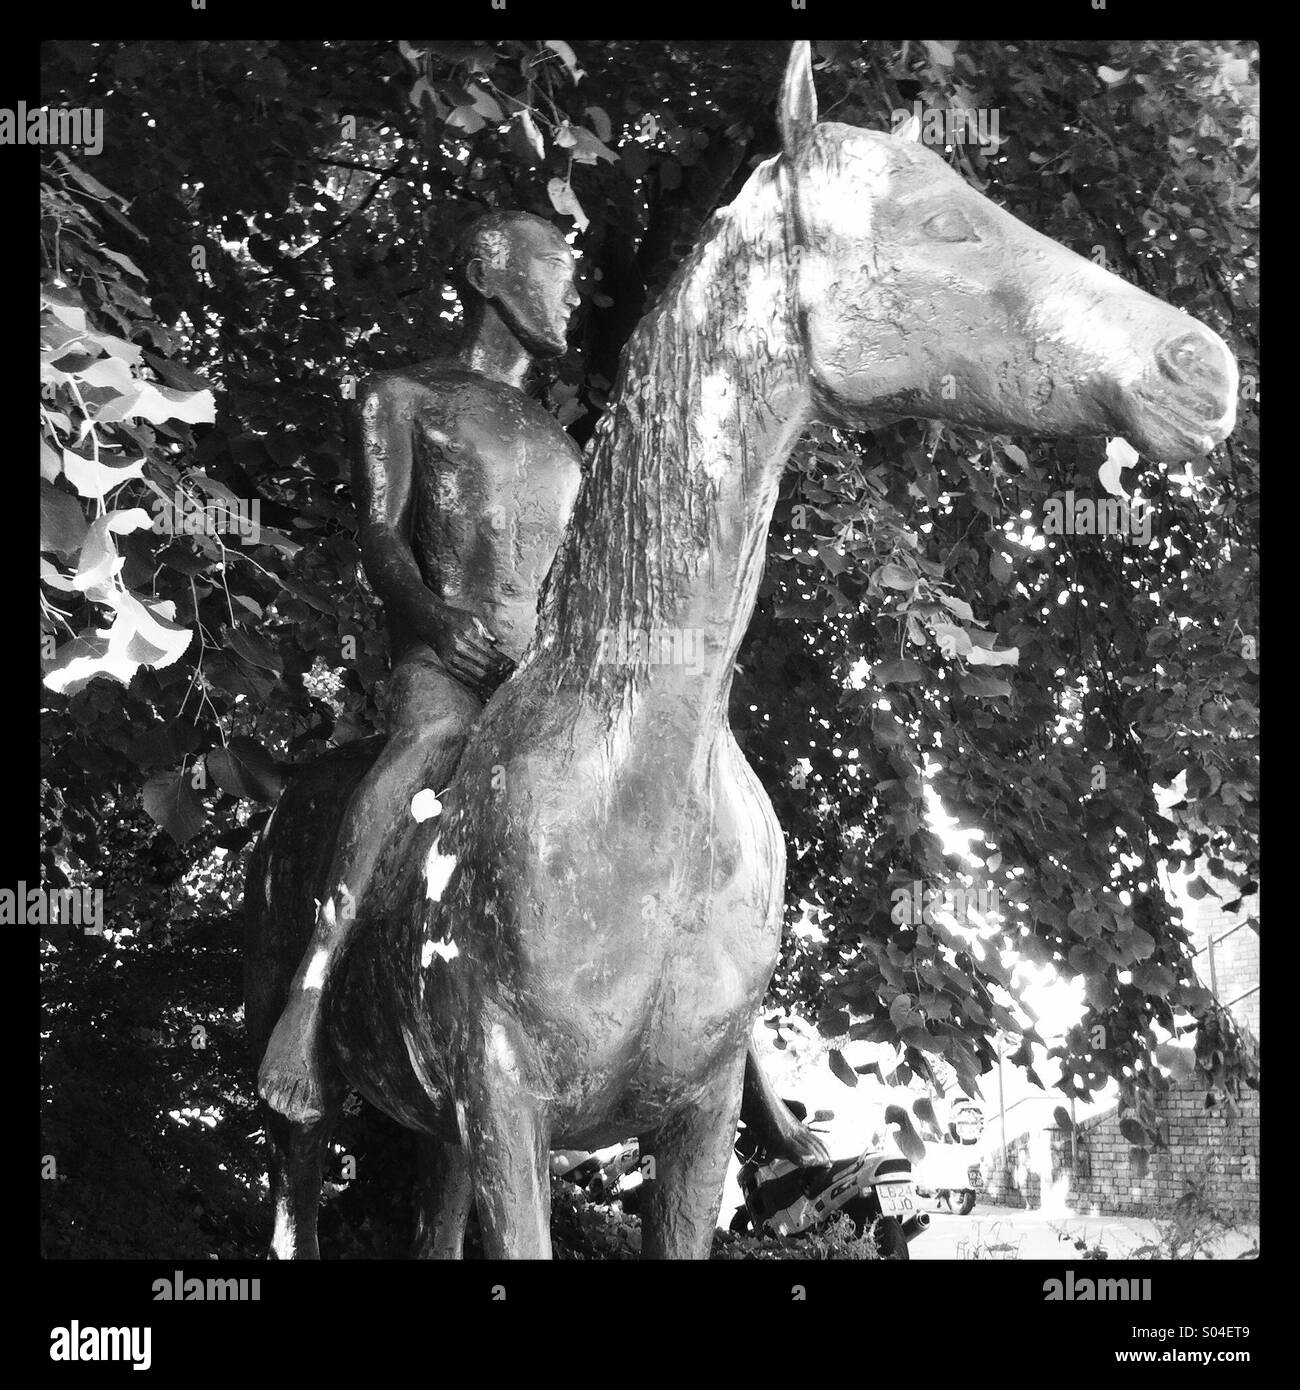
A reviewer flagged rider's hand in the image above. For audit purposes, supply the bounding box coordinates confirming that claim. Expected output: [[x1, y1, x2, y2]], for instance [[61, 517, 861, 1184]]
[[425, 602, 515, 699]]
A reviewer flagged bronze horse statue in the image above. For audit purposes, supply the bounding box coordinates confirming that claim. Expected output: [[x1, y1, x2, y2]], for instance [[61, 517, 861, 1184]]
[[246, 41, 1237, 1259]]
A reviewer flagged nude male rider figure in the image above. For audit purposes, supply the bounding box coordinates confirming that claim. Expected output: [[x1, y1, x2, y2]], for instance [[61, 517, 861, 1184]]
[[257, 211, 834, 1167], [257, 211, 583, 1123]]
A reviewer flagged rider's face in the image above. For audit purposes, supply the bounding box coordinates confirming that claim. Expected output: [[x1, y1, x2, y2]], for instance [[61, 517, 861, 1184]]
[[488, 227, 580, 358]]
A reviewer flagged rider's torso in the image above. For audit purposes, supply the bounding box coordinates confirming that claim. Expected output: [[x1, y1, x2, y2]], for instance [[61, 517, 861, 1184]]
[[401, 368, 582, 666]]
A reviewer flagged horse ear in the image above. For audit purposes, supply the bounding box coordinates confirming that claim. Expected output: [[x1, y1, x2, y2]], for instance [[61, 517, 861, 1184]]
[[893, 112, 923, 143], [779, 40, 818, 156]]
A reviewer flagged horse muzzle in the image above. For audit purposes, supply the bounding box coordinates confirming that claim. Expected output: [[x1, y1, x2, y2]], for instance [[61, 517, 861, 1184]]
[[1124, 326, 1239, 463]]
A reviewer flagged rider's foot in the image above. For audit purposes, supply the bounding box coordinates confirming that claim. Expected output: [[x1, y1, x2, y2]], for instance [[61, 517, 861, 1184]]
[[258, 1002, 326, 1124]]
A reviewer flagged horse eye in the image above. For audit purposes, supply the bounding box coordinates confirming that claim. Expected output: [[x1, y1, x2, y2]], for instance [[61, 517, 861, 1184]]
[[922, 210, 979, 243]]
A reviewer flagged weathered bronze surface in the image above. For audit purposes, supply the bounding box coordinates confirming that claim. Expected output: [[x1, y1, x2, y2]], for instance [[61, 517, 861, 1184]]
[[246, 42, 1237, 1260]]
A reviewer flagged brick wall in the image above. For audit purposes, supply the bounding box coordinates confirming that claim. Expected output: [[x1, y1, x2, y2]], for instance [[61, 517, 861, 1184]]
[[979, 1124, 1057, 1209], [977, 867, 1260, 1220], [1187, 892, 1260, 1039], [978, 1079, 1259, 1221]]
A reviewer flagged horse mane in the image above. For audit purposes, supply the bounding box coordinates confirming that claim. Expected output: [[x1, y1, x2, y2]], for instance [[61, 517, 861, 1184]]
[[533, 157, 792, 691]]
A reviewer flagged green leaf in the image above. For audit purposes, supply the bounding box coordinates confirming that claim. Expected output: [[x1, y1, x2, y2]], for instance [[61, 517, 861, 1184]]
[[546, 178, 589, 232], [569, 127, 618, 165], [60, 449, 147, 499], [585, 104, 613, 142], [930, 621, 972, 658], [445, 104, 485, 134], [1118, 1117, 1148, 1145], [100, 247, 146, 280], [226, 627, 283, 675], [965, 643, 1020, 668], [819, 1008, 849, 1037], [127, 720, 202, 770], [54, 151, 116, 201], [40, 480, 88, 558], [513, 110, 545, 163], [206, 737, 282, 802], [817, 542, 849, 575], [95, 381, 215, 426], [878, 563, 915, 590], [465, 83, 503, 123], [827, 1048, 858, 1087], [1132, 962, 1176, 997], [76, 354, 136, 392], [958, 672, 1012, 699], [876, 658, 926, 685], [938, 593, 975, 622], [544, 39, 585, 82], [1173, 984, 1214, 1011], [142, 769, 206, 844]]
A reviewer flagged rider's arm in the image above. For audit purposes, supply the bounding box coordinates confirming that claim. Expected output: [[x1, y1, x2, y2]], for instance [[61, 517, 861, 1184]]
[[353, 376, 442, 647], [352, 377, 503, 691]]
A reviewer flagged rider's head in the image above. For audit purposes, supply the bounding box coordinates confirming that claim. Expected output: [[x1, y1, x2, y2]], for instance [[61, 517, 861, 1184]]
[[454, 211, 580, 358]]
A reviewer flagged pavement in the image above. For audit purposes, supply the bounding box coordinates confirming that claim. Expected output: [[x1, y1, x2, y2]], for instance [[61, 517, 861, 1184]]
[[909, 1203, 1260, 1260]]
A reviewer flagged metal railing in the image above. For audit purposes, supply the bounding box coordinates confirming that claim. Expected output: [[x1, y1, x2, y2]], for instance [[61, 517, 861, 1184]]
[[1190, 917, 1258, 1015]]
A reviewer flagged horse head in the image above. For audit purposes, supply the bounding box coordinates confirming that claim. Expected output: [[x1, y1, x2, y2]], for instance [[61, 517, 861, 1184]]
[[777, 42, 1238, 462]]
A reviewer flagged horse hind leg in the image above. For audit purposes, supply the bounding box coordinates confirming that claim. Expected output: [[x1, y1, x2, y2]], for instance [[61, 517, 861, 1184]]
[[413, 1137, 475, 1259]]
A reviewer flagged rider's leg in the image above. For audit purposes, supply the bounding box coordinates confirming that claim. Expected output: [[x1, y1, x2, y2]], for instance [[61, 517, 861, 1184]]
[[266, 1085, 345, 1259], [258, 649, 480, 1122]]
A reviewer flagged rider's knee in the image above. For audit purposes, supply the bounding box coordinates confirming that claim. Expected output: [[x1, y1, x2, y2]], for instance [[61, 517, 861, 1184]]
[[391, 664, 479, 738], [401, 686, 476, 741]]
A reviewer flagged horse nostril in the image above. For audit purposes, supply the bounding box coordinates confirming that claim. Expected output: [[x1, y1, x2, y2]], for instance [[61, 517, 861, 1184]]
[[1157, 332, 1198, 374], [1154, 330, 1231, 414]]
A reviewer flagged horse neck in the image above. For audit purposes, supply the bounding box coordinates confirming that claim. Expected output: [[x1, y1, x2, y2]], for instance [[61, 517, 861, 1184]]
[[534, 159, 811, 729]]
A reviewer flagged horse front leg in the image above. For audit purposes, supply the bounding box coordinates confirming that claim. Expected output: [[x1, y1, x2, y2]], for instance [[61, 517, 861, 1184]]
[[459, 1032, 552, 1259], [413, 1136, 475, 1259], [638, 1047, 747, 1259]]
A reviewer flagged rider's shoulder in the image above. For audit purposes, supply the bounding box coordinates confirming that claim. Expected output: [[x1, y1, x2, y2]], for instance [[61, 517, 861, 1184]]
[[358, 360, 491, 411]]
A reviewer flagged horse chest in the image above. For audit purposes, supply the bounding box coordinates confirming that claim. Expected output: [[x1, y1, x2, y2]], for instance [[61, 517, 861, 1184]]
[[535, 751, 785, 1074], [439, 728, 787, 1126]]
